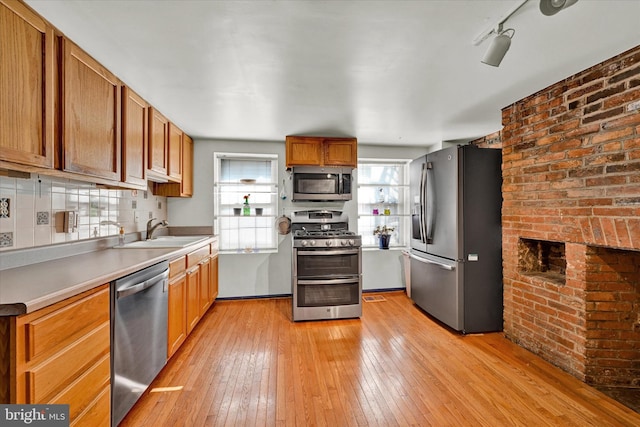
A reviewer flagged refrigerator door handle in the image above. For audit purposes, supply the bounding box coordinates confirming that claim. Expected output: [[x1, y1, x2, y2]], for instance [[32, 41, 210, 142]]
[[409, 253, 455, 271], [425, 162, 435, 244], [419, 163, 427, 243]]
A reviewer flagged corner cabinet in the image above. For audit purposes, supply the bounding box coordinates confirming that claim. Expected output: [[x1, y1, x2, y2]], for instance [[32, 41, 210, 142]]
[[286, 135, 357, 168], [0, 0, 55, 169], [61, 38, 121, 181], [0, 285, 111, 426]]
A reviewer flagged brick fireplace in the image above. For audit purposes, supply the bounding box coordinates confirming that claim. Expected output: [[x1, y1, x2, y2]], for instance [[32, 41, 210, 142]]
[[500, 45, 640, 389]]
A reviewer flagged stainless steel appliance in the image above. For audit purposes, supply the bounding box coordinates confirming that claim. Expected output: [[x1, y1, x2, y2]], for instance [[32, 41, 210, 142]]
[[291, 166, 352, 201], [111, 261, 169, 426], [409, 145, 502, 333], [291, 210, 362, 321]]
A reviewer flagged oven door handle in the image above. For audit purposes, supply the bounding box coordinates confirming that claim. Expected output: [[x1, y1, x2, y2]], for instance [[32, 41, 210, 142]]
[[297, 278, 360, 285], [297, 249, 360, 256]]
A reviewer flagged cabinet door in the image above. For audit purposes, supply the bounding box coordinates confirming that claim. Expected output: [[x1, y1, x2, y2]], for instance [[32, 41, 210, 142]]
[[61, 39, 121, 181], [148, 107, 168, 176], [198, 257, 211, 316], [167, 273, 187, 358], [285, 136, 323, 167], [209, 253, 219, 303], [186, 266, 201, 334], [324, 138, 357, 167], [167, 123, 183, 182], [122, 86, 148, 187], [181, 135, 194, 196], [0, 0, 55, 168]]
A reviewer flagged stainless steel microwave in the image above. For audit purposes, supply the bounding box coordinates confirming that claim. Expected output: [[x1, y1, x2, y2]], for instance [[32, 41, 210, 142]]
[[291, 166, 353, 201]]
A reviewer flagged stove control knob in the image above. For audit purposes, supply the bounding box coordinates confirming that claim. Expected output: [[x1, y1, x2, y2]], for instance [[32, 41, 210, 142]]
[[326, 240, 333, 246], [349, 239, 355, 246], [310, 240, 316, 246], [340, 240, 348, 246], [301, 240, 308, 247]]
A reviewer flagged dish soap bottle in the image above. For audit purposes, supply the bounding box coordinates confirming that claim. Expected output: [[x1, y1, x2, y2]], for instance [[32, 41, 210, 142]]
[[118, 226, 125, 246]]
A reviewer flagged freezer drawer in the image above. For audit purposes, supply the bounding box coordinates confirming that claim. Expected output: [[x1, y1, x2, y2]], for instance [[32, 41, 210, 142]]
[[410, 251, 462, 331]]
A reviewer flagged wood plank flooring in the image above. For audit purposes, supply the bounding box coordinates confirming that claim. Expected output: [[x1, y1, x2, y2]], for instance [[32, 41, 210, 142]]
[[121, 292, 640, 426]]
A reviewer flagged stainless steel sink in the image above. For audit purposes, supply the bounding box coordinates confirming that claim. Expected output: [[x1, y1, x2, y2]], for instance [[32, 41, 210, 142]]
[[115, 236, 209, 249]]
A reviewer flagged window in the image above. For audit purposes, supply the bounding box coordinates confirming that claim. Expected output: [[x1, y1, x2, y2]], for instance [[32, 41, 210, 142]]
[[357, 159, 410, 248], [214, 153, 278, 253]]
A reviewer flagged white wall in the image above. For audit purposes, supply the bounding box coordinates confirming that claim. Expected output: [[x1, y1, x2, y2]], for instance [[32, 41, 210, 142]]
[[167, 139, 427, 298]]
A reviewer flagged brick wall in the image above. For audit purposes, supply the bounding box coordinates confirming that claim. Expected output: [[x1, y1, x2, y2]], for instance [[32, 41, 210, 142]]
[[501, 44, 640, 384], [585, 247, 640, 387]]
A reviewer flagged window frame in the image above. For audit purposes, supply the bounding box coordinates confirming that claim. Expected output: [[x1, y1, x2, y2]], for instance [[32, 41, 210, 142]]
[[213, 152, 279, 254], [357, 158, 411, 249]]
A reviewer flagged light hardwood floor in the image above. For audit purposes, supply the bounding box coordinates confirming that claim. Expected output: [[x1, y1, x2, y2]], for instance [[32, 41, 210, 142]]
[[121, 292, 640, 426]]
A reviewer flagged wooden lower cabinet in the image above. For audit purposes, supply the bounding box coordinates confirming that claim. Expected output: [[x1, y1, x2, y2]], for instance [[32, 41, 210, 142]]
[[210, 253, 219, 303], [198, 256, 211, 316], [167, 241, 217, 357], [168, 256, 187, 359], [0, 285, 111, 426], [185, 264, 201, 334]]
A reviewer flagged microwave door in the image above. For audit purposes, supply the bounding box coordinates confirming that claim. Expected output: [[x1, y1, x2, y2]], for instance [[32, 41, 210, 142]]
[[296, 174, 339, 194]]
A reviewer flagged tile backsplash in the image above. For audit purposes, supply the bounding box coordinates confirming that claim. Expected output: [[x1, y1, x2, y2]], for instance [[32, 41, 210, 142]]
[[0, 174, 167, 251]]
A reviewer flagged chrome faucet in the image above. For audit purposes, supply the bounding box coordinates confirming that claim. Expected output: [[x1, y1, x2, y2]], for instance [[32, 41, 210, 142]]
[[146, 218, 168, 240]]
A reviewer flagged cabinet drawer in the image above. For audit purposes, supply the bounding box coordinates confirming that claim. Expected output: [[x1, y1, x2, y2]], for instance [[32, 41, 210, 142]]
[[51, 353, 110, 421], [25, 287, 109, 362], [187, 246, 210, 269], [169, 256, 186, 279], [71, 383, 110, 427], [25, 321, 110, 403]]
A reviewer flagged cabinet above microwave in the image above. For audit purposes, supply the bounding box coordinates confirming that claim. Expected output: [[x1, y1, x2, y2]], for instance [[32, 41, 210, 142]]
[[285, 136, 357, 168]]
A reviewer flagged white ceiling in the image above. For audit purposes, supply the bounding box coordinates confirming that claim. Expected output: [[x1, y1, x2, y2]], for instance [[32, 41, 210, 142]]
[[24, 0, 640, 146]]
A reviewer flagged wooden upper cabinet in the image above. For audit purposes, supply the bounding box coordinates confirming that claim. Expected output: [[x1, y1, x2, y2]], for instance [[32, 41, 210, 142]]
[[167, 123, 183, 182], [61, 38, 121, 181], [152, 133, 193, 197], [0, 0, 55, 169], [148, 107, 169, 177], [285, 136, 357, 168], [181, 134, 193, 196], [121, 86, 148, 187], [324, 138, 358, 166], [285, 136, 323, 167]]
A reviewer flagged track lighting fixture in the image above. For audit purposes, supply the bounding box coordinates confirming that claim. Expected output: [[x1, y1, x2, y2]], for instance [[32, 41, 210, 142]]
[[481, 26, 515, 67], [540, 0, 579, 16]]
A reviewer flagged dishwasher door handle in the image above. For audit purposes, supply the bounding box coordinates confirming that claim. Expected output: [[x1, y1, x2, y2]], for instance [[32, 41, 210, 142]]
[[116, 269, 169, 299]]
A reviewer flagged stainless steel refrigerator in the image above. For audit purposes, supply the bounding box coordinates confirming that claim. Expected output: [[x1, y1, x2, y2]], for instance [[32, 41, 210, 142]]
[[409, 144, 502, 333]]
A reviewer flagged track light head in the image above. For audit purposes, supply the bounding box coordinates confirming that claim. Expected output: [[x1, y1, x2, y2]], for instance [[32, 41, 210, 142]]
[[540, 0, 579, 16], [481, 29, 515, 67]]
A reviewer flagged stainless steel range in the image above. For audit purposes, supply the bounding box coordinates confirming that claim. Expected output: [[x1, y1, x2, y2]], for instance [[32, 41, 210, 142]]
[[291, 210, 362, 321]]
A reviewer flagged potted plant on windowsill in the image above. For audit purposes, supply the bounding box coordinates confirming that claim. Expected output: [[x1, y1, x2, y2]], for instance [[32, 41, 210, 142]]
[[374, 225, 394, 250]]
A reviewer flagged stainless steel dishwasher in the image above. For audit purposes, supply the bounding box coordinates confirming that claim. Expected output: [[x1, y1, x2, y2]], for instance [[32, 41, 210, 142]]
[[111, 260, 169, 427]]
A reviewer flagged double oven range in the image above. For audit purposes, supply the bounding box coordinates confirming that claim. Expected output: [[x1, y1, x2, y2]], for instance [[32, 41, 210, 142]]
[[291, 210, 362, 321]]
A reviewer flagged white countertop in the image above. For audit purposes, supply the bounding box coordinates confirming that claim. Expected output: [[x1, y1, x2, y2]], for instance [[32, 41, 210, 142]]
[[0, 236, 216, 316]]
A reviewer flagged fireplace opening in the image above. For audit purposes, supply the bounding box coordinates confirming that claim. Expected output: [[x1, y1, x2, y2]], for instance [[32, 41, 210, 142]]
[[518, 238, 566, 285]]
